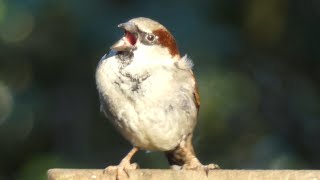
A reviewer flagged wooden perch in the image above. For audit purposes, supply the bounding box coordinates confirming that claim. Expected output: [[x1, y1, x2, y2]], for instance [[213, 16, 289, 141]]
[[47, 169, 320, 180]]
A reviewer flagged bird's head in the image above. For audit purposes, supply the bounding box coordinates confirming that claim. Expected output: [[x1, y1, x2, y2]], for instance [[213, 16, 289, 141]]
[[111, 17, 180, 59]]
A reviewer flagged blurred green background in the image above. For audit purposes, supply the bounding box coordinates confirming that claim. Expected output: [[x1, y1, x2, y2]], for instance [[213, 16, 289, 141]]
[[0, 0, 319, 179]]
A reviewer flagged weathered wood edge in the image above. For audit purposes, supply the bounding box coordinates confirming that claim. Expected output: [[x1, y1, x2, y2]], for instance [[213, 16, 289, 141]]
[[48, 169, 320, 180]]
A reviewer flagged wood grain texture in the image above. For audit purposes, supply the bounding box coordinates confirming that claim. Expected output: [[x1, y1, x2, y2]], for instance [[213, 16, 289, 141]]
[[48, 169, 320, 180]]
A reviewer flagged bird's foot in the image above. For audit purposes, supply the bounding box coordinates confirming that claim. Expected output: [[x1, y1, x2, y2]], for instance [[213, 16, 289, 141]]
[[182, 162, 220, 170], [104, 161, 139, 180], [182, 160, 220, 176]]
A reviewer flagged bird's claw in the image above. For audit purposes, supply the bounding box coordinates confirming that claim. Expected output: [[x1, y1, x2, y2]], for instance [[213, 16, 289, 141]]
[[104, 162, 139, 180], [203, 163, 220, 176], [182, 162, 220, 176]]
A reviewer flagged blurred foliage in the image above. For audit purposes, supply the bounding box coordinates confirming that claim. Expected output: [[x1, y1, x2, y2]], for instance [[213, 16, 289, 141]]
[[0, 0, 319, 179]]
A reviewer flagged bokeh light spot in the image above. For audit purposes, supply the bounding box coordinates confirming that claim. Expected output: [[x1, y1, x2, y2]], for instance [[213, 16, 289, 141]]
[[0, 0, 7, 23], [17, 108, 35, 140], [244, 0, 287, 47], [0, 11, 34, 43], [0, 82, 13, 126], [199, 70, 260, 136], [19, 154, 73, 180]]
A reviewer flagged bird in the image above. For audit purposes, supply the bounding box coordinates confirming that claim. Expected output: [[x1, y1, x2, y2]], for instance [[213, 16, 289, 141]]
[[96, 17, 219, 178]]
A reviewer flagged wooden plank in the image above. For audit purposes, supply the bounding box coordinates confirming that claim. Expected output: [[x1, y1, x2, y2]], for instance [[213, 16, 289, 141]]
[[47, 169, 320, 180]]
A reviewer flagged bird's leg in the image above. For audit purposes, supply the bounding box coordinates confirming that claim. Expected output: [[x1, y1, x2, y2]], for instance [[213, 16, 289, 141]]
[[166, 135, 220, 174], [179, 142, 220, 172], [104, 147, 139, 179]]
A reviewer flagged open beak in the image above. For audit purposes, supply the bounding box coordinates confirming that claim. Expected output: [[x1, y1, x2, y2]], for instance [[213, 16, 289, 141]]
[[110, 22, 138, 51]]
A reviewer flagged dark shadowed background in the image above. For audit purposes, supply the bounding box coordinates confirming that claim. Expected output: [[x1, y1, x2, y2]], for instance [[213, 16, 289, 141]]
[[0, 0, 319, 179]]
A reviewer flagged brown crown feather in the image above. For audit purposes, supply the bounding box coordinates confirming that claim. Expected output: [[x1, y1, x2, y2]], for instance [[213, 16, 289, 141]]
[[153, 29, 180, 57]]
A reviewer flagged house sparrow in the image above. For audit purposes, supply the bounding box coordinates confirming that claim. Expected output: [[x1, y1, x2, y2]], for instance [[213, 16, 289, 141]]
[[96, 17, 219, 178]]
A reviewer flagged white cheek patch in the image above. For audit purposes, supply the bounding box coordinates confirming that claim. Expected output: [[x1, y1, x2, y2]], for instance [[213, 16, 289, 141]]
[[133, 44, 173, 63]]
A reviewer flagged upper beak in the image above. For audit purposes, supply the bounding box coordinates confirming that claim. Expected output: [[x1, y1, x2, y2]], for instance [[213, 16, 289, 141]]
[[118, 22, 138, 32], [110, 22, 138, 51]]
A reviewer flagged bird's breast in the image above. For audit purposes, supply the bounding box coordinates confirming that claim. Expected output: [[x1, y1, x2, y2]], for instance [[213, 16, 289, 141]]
[[96, 55, 197, 151]]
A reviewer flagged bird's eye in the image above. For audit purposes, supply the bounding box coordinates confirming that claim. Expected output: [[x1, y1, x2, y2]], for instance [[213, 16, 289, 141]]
[[146, 34, 155, 42]]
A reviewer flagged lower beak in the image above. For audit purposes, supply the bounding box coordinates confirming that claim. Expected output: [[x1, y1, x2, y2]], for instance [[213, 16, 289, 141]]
[[110, 38, 133, 51]]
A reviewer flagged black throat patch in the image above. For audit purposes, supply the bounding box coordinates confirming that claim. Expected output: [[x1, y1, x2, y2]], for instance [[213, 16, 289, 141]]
[[116, 50, 135, 66]]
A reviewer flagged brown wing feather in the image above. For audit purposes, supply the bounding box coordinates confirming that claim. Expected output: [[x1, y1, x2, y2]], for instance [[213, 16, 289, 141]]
[[191, 72, 200, 113]]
